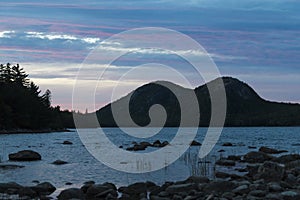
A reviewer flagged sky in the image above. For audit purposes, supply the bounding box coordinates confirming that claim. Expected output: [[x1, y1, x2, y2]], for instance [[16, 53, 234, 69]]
[[0, 0, 300, 111]]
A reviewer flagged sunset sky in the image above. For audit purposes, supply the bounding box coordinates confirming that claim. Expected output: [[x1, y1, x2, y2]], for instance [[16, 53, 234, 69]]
[[1, 0, 299, 111]]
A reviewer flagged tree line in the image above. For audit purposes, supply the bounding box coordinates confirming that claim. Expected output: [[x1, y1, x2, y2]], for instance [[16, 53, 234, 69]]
[[0, 63, 74, 131]]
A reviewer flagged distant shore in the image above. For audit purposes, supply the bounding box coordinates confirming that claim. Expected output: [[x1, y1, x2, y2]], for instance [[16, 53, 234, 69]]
[[0, 128, 73, 134]]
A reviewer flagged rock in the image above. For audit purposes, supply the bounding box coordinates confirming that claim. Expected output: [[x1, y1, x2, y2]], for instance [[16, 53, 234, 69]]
[[81, 181, 95, 193], [285, 160, 300, 170], [218, 149, 225, 152], [94, 188, 118, 198], [153, 140, 162, 147], [52, 160, 68, 165], [243, 151, 273, 163], [190, 140, 201, 146], [9, 150, 41, 161], [227, 155, 242, 161], [140, 141, 152, 147], [165, 183, 195, 194], [58, 188, 85, 200], [222, 192, 235, 199], [102, 182, 117, 191], [273, 154, 300, 164], [86, 184, 111, 198], [65, 182, 72, 185], [248, 190, 266, 197], [246, 164, 260, 178], [184, 176, 210, 184], [0, 182, 23, 193], [18, 187, 37, 198], [284, 173, 297, 185], [222, 142, 233, 146], [232, 185, 249, 195], [268, 182, 283, 192], [248, 146, 257, 149], [160, 141, 170, 147], [133, 144, 147, 151], [158, 191, 169, 197], [203, 181, 236, 193], [281, 191, 300, 200], [256, 161, 285, 181], [266, 193, 282, 200], [259, 146, 288, 154], [126, 147, 134, 151], [31, 182, 56, 196], [0, 164, 25, 169], [62, 140, 73, 145], [126, 182, 147, 194], [216, 159, 235, 166], [215, 172, 231, 179]]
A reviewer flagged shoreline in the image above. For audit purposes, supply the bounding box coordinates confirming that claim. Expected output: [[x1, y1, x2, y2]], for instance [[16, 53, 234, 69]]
[[0, 128, 73, 134], [1, 149, 300, 200]]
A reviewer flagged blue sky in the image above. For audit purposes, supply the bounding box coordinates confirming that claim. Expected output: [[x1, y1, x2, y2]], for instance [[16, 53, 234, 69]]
[[0, 0, 299, 110]]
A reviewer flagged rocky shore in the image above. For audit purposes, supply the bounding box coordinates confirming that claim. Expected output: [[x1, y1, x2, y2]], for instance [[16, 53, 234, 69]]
[[1, 147, 300, 200]]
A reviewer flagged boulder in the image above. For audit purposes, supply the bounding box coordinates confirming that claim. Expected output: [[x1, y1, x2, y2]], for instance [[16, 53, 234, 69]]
[[232, 185, 249, 195], [273, 154, 300, 164], [31, 182, 56, 196], [165, 183, 195, 194], [259, 146, 288, 154], [227, 155, 242, 161], [119, 182, 147, 195], [86, 184, 111, 198], [215, 171, 231, 179], [9, 150, 41, 161], [256, 161, 285, 182], [281, 191, 300, 200], [243, 151, 273, 163], [0, 182, 23, 193], [248, 190, 266, 197], [18, 187, 37, 198], [184, 176, 210, 184], [203, 181, 236, 193], [58, 188, 85, 200]]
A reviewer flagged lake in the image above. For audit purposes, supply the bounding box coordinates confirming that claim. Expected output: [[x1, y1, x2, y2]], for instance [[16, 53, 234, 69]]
[[0, 127, 299, 195]]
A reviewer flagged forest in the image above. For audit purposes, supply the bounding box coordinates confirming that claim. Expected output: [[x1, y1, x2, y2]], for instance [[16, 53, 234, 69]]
[[0, 63, 74, 132]]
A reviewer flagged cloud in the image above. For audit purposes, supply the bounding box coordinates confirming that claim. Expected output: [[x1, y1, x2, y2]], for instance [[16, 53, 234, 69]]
[[25, 31, 101, 44], [0, 30, 15, 38]]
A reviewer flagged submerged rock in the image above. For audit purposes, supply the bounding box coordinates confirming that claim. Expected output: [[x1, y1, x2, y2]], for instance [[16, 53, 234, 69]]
[[190, 140, 201, 146], [9, 150, 41, 161], [0, 164, 24, 169], [62, 140, 73, 145], [222, 142, 233, 147], [52, 160, 68, 165], [259, 146, 288, 154]]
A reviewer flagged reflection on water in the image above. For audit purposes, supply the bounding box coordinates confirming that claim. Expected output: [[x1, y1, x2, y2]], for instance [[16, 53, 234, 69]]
[[0, 127, 299, 190]]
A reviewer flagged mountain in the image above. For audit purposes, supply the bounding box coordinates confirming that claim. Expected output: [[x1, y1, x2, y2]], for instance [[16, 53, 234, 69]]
[[96, 77, 300, 127]]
